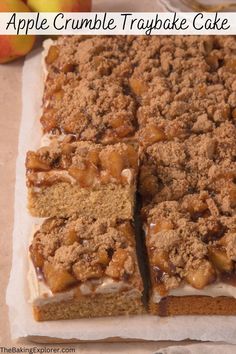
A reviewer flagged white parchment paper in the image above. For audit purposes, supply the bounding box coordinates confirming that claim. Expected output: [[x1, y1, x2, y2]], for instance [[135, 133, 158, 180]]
[[6, 47, 236, 343]]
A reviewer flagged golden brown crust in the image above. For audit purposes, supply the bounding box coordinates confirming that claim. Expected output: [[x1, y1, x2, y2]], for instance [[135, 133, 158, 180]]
[[150, 296, 236, 316]]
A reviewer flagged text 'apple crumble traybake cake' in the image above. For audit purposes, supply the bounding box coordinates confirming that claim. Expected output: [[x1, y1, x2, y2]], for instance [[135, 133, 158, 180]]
[[26, 35, 236, 320]]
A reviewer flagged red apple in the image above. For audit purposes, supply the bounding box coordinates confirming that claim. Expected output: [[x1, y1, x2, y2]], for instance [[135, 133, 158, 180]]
[[0, 0, 36, 64], [26, 0, 92, 12]]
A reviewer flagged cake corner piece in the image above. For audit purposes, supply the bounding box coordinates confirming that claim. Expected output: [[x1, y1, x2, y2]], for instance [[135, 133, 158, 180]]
[[28, 216, 144, 321]]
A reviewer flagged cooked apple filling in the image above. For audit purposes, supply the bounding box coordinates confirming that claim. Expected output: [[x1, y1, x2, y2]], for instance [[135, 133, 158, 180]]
[[30, 217, 142, 294], [26, 140, 138, 188]]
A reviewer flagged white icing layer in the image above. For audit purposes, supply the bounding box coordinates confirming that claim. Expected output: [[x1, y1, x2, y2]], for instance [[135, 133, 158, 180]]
[[152, 283, 236, 303], [28, 259, 136, 306], [32, 170, 77, 189], [40, 133, 77, 147]]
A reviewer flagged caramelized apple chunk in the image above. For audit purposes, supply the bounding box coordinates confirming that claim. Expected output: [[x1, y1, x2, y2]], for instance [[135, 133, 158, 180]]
[[30, 244, 44, 268], [105, 248, 134, 279], [87, 149, 100, 167], [124, 145, 138, 170], [229, 184, 236, 208], [110, 115, 135, 138], [61, 63, 76, 73], [117, 222, 135, 245], [139, 124, 166, 147], [208, 246, 233, 272], [129, 77, 148, 96], [26, 152, 51, 171], [97, 249, 110, 266], [40, 108, 58, 133], [182, 194, 208, 215], [46, 46, 59, 65], [100, 150, 124, 180], [43, 262, 77, 293], [73, 261, 103, 282], [63, 229, 78, 246], [151, 251, 173, 274], [205, 54, 219, 70], [185, 260, 216, 289], [139, 166, 159, 199], [52, 89, 64, 101], [149, 220, 174, 235], [225, 58, 236, 73], [61, 143, 76, 156], [68, 162, 98, 187], [62, 112, 87, 134]]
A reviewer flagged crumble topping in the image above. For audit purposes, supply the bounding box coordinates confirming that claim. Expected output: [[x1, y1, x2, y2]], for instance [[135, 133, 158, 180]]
[[140, 122, 236, 215], [43, 35, 236, 144], [41, 76, 137, 143], [30, 217, 139, 293], [132, 36, 236, 146], [45, 36, 135, 80]]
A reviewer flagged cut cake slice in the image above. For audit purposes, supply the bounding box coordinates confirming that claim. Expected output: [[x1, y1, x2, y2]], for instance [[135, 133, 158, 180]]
[[29, 216, 144, 321], [26, 139, 138, 219]]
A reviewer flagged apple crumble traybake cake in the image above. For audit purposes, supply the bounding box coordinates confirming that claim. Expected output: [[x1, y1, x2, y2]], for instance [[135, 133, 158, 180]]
[[26, 35, 236, 320]]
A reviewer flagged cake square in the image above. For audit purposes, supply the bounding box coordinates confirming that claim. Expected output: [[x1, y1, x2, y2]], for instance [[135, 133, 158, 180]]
[[139, 122, 236, 211], [143, 199, 236, 316], [26, 139, 138, 219], [41, 36, 137, 144], [29, 217, 144, 321], [41, 75, 137, 144]]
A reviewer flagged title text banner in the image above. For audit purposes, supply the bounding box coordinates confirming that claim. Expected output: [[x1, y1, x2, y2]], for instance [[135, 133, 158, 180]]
[[0, 12, 235, 35]]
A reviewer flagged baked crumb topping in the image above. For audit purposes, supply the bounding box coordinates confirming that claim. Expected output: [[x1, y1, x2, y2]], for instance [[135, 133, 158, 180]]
[[43, 35, 236, 145], [45, 36, 135, 81], [30, 217, 140, 293], [140, 122, 236, 215], [41, 76, 137, 143]]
